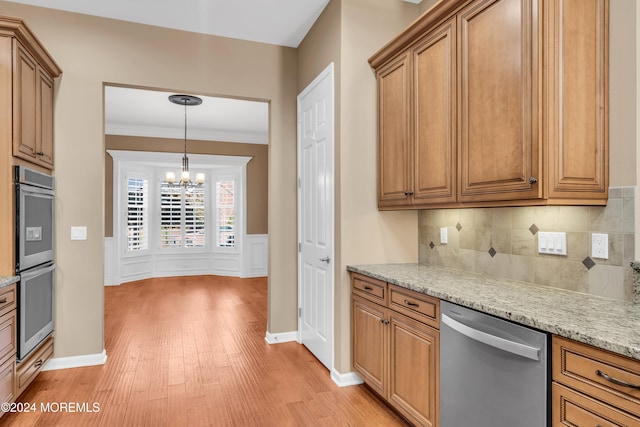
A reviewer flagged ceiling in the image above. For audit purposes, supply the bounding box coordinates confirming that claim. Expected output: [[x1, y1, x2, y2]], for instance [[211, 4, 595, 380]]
[[105, 87, 269, 145], [3, 0, 331, 47]]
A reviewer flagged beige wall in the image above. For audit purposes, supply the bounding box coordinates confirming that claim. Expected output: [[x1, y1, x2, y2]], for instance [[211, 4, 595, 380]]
[[603, 0, 638, 255], [0, 1, 298, 357], [298, 0, 425, 374], [104, 135, 268, 237], [610, 0, 637, 188]]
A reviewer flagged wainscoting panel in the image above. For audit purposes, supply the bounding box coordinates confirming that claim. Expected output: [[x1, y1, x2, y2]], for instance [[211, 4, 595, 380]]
[[120, 255, 154, 283], [243, 234, 268, 278], [104, 237, 116, 286], [104, 236, 268, 285]]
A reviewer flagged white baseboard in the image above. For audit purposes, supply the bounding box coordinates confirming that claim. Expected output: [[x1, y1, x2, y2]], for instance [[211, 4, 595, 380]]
[[42, 350, 108, 371], [331, 369, 363, 387], [264, 330, 298, 344]]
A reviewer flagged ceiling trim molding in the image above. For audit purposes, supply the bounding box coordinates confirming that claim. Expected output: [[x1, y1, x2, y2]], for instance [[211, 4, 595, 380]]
[[106, 149, 252, 168], [105, 124, 268, 145]]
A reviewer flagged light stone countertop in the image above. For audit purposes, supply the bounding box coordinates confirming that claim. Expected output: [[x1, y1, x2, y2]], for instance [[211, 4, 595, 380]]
[[347, 263, 640, 361], [0, 276, 19, 288]]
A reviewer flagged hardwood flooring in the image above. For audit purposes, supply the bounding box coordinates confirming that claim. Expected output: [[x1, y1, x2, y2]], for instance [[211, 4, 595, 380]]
[[1, 276, 406, 426]]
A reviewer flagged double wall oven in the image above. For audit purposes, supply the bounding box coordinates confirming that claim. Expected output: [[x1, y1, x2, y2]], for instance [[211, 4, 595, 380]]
[[15, 166, 55, 361]]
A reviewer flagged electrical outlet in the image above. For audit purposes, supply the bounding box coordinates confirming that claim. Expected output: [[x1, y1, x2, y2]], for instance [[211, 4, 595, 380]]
[[592, 233, 608, 259]]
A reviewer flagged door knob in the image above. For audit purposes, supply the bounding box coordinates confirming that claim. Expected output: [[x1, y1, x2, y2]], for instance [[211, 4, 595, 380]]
[[319, 256, 331, 263]]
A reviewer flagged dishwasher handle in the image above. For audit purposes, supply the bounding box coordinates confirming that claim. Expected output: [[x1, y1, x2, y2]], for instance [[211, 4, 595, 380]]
[[442, 313, 541, 361]]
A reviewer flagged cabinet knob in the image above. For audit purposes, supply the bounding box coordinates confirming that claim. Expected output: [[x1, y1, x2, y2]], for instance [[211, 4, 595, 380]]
[[36, 152, 45, 156], [404, 191, 414, 196], [528, 177, 538, 184]]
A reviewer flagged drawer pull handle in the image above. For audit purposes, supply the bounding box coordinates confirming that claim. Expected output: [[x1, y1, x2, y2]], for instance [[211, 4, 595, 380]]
[[363, 286, 373, 291], [0, 298, 6, 304], [34, 359, 43, 368], [595, 370, 640, 389], [404, 299, 419, 308]]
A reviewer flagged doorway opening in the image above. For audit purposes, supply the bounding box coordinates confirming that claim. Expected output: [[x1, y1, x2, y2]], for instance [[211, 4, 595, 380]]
[[103, 85, 269, 284]]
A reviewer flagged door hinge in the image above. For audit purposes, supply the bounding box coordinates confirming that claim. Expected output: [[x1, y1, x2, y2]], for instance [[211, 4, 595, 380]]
[[298, 242, 301, 253], [298, 177, 301, 189], [298, 307, 302, 317]]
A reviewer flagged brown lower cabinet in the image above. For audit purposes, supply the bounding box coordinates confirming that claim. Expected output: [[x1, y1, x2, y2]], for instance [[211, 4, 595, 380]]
[[552, 335, 640, 426], [0, 284, 16, 419], [351, 273, 439, 427]]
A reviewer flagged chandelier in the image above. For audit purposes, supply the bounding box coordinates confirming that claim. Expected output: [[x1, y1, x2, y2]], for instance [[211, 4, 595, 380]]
[[166, 94, 204, 186]]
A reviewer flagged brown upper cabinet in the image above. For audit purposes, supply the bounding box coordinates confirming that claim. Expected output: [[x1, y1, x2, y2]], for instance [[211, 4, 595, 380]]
[[1, 16, 62, 171], [370, 0, 609, 210]]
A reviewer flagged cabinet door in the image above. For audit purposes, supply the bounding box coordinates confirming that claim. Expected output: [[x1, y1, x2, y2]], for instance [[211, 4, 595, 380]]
[[413, 18, 457, 205], [546, 0, 608, 202], [553, 382, 640, 426], [458, 0, 541, 202], [388, 311, 439, 427], [377, 54, 412, 208], [37, 69, 54, 168], [13, 40, 38, 162], [352, 295, 387, 396], [0, 356, 14, 413]]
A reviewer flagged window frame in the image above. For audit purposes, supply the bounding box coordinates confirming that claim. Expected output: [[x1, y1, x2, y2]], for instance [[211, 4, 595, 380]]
[[125, 175, 149, 253], [158, 175, 207, 252]]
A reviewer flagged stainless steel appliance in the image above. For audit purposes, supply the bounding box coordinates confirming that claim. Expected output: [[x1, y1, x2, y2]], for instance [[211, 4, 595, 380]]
[[18, 263, 54, 360], [440, 301, 549, 427], [15, 166, 55, 271], [15, 166, 55, 361]]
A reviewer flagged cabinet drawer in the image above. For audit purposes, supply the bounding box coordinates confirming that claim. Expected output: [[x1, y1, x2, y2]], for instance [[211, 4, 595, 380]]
[[16, 336, 53, 396], [553, 336, 640, 418], [389, 285, 439, 329], [0, 311, 16, 364], [553, 382, 640, 427], [0, 285, 16, 318], [352, 273, 387, 305], [0, 356, 15, 408]]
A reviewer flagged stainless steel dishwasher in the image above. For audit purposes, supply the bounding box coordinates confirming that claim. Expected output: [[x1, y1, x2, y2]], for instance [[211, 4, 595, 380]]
[[440, 301, 549, 427]]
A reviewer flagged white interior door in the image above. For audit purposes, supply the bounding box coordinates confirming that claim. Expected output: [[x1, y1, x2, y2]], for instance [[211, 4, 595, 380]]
[[297, 63, 334, 371]]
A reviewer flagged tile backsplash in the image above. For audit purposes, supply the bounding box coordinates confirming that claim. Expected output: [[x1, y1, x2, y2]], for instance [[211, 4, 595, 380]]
[[419, 187, 636, 302]]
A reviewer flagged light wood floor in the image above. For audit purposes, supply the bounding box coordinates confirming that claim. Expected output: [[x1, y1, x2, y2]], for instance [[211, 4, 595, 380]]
[[2, 275, 406, 426]]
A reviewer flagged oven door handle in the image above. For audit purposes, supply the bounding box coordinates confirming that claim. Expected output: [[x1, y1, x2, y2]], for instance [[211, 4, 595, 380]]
[[19, 263, 55, 281], [442, 313, 541, 361]]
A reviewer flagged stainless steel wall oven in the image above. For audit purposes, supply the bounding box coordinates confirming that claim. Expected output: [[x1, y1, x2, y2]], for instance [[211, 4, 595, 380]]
[[15, 166, 55, 361]]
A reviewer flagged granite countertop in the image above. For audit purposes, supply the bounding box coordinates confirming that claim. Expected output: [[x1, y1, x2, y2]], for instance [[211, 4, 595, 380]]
[[0, 275, 19, 288], [347, 263, 640, 361]]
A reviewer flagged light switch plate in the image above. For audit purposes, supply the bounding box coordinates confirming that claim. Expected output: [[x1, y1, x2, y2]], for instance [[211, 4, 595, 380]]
[[592, 233, 608, 259], [71, 226, 87, 241], [440, 227, 448, 244], [538, 231, 567, 256]]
